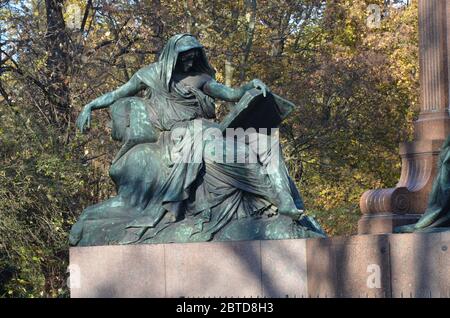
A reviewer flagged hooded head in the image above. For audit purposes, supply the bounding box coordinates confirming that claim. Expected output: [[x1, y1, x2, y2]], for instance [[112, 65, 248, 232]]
[[157, 34, 215, 91]]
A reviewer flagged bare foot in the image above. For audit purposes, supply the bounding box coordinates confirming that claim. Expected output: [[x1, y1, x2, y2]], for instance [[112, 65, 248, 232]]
[[277, 202, 304, 220]]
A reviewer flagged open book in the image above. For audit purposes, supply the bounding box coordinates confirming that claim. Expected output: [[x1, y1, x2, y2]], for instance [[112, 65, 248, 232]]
[[219, 88, 296, 134]]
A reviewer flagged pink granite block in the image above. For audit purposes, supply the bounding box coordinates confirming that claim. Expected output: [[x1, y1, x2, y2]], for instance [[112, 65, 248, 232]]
[[306, 237, 338, 297], [439, 232, 450, 297], [165, 240, 262, 297], [332, 235, 391, 298], [69, 244, 165, 297], [390, 232, 441, 298], [260, 239, 308, 298]]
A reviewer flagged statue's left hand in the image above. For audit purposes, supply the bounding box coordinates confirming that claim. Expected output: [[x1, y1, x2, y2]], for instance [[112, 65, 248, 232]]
[[76, 103, 93, 133], [251, 79, 270, 97]]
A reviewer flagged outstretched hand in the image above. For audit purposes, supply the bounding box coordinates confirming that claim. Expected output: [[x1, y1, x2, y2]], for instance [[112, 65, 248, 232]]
[[252, 79, 270, 97], [76, 104, 92, 133]]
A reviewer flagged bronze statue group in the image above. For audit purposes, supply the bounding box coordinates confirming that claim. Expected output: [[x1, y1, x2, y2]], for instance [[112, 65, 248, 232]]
[[69, 34, 450, 246]]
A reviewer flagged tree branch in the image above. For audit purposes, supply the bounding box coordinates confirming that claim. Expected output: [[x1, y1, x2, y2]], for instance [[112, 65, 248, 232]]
[[80, 0, 93, 34]]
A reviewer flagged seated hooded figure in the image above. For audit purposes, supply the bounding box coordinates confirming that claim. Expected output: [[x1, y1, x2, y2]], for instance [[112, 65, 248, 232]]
[[70, 33, 325, 246]]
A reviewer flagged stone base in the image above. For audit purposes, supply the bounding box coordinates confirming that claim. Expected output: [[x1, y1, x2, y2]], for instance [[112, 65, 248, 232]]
[[358, 213, 421, 235], [69, 232, 450, 298]]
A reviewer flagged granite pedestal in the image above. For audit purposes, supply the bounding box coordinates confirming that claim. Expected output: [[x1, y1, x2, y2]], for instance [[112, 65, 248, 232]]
[[69, 232, 450, 298]]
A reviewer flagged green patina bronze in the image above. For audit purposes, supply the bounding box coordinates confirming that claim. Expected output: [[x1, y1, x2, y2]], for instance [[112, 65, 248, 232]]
[[396, 135, 450, 233], [69, 34, 326, 246]]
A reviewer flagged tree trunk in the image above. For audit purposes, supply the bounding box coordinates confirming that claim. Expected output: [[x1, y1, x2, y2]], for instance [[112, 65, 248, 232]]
[[239, 0, 257, 81], [45, 0, 70, 125], [144, 0, 165, 59]]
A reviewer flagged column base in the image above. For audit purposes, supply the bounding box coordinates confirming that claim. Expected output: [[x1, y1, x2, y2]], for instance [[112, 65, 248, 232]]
[[358, 213, 421, 235], [358, 138, 445, 235]]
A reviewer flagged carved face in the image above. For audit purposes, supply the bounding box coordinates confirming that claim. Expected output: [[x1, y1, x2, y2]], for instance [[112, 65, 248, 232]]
[[178, 49, 199, 72]]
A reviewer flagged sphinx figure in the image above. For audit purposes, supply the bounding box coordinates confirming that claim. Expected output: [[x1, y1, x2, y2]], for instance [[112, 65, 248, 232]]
[[69, 34, 325, 246], [396, 135, 450, 233]]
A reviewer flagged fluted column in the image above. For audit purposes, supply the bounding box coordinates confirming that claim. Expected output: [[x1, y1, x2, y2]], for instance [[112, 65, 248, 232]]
[[358, 0, 450, 234]]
